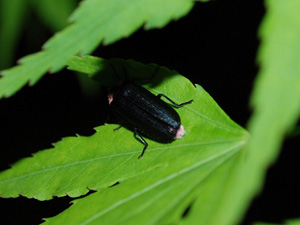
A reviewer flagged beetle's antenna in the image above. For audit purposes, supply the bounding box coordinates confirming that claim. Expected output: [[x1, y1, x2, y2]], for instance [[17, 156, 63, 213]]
[[157, 94, 193, 108]]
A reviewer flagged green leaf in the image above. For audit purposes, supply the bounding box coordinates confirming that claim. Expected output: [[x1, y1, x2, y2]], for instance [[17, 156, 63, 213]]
[[246, 0, 300, 212], [68, 56, 174, 87], [0, 58, 248, 224], [245, 0, 300, 190], [44, 150, 245, 225], [197, 1, 300, 224], [0, 0, 194, 99]]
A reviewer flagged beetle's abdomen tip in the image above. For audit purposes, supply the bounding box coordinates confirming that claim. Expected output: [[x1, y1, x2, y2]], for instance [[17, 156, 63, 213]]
[[175, 125, 185, 139]]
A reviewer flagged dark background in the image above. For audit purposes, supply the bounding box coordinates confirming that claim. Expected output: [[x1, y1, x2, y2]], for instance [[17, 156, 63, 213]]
[[0, 1, 299, 224]]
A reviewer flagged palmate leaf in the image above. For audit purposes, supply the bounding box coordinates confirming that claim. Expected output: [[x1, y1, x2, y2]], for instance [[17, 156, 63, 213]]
[[0, 58, 248, 224], [0, 0, 194, 99]]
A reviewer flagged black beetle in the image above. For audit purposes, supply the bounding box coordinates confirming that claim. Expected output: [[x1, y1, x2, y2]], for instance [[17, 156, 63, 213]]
[[108, 81, 192, 158]]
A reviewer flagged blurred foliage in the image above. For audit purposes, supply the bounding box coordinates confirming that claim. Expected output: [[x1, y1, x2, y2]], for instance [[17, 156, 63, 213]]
[[0, 0, 77, 70]]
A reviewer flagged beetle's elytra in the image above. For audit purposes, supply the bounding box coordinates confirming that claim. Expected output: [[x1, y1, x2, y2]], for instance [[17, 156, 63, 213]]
[[108, 81, 192, 158]]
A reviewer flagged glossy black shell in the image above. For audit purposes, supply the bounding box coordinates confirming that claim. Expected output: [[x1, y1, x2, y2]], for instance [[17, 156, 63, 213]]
[[109, 81, 181, 143]]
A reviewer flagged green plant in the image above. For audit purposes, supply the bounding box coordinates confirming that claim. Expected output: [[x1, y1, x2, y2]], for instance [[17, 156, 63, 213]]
[[0, 0, 299, 224]]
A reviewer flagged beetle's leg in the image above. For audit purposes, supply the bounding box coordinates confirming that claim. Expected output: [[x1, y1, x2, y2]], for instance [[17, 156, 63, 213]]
[[114, 125, 122, 131], [157, 94, 193, 108], [134, 128, 148, 159]]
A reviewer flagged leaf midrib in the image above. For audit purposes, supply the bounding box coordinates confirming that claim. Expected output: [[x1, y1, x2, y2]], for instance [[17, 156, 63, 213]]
[[0, 139, 241, 185], [80, 141, 245, 225]]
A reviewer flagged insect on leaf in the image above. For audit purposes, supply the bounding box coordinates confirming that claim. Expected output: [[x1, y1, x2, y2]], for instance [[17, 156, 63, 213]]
[[0, 57, 248, 224]]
